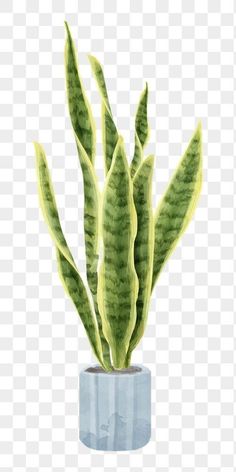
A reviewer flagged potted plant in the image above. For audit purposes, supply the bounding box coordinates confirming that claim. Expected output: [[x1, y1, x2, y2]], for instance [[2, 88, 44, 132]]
[[34, 22, 202, 451]]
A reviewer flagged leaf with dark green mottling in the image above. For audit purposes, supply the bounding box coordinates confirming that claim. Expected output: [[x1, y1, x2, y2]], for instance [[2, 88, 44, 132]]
[[34, 142, 105, 368], [130, 83, 149, 177], [35, 22, 203, 371], [64, 22, 96, 162], [64, 24, 112, 368], [75, 136, 112, 369], [88, 54, 118, 173], [152, 123, 202, 290], [97, 137, 139, 368], [125, 155, 155, 366], [130, 133, 143, 178]]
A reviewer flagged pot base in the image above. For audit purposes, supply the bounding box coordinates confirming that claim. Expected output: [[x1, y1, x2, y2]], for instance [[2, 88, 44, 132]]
[[79, 364, 151, 451]]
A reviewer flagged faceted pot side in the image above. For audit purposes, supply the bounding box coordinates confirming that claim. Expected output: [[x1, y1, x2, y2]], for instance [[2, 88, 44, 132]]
[[79, 365, 151, 451]]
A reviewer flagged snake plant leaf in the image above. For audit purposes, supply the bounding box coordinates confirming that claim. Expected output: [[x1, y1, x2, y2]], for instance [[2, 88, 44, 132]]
[[130, 134, 143, 179], [130, 83, 149, 177], [75, 135, 112, 369], [88, 54, 119, 174], [64, 21, 96, 163], [34, 142, 105, 368], [34, 142, 76, 271], [102, 105, 119, 174], [152, 123, 202, 290], [134, 82, 149, 148], [125, 155, 155, 366], [88, 55, 112, 113], [64, 24, 112, 367], [97, 137, 139, 369], [56, 250, 106, 367], [74, 135, 99, 297]]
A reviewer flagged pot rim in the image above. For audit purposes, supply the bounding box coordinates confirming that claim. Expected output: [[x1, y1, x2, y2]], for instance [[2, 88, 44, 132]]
[[80, 363, 151, 377]]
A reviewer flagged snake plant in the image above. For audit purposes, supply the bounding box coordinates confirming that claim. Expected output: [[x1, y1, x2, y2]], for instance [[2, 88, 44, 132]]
[[34, 23, 202, 371]]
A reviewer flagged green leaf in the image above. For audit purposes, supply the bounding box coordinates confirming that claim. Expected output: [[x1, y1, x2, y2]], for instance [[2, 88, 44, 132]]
[[56, 249, 106, 367], [125, 155, 155, 366], [152, 123, 202, 290], [34, 142, 106, 369], [130, 83, 149, 177], [130, 134, 143, 178], [97, 137, 139, 368], [75, 136, 99, 297], [75, 135, 112, 369], [64, 21, 96, 163], [64, 24, 112, 368], [134, 82, 149, 148], [88, 54, 112, 113], [88, 54, 119, 174]]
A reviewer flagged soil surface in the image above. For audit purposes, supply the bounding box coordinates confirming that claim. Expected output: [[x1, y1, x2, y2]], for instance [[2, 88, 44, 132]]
[[85, 366, 142, 375]]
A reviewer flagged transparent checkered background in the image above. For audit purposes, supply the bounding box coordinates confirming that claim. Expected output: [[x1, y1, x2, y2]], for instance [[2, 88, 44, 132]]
[[0, 0, 235, 470]]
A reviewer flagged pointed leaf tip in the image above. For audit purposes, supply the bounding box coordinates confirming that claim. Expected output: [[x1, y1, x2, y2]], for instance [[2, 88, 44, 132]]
[[33, 141, 38, 152], [191, 122, 202, 141], [33, 142, 39, 163], [145, 153, 154, 164], [196, 121, 202, 136], [64, 20, 70, 36], [88, 54, 96, 64], [33, 142, 45, 164], [117, 135, 124, 146], [112, 136, 126, 164]]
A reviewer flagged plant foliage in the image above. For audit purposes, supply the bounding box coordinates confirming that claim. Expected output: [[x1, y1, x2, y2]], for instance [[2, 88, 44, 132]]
[[34, 23, 202, 370]]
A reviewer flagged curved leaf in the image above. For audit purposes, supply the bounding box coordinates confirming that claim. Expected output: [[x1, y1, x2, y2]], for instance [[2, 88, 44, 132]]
[[130, 133, 143, 179], [125, 155, 155, 365], [34, 142, 105, 368], [64, 24, 112, 368], [56, 249, 105, 367], [75, 136, 112, 369], [88, 54, 112, 113], [64, 22, 96, 163], [97, 137, 139, 368], [152, 123, 202, 290], [88, 54, 119, 174], [130, 83, 149, 177], [134, 82, 149, 148]]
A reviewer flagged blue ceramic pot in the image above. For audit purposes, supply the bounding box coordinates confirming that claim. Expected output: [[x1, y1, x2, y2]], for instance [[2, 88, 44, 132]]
[[79, 364, 151, 451]]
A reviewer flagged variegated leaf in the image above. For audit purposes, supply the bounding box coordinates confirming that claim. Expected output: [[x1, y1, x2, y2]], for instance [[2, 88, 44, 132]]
[[88, 54, 119, 173], [34, 142, 106, 369], [64, 21, 96, 163], [64, 25, 112, 368], [97, 137, 139, 368], [130, 83, 149, 177], [125, 155, 155, 366], [152, 123, 202, 290], [75, 136, 112, 369]]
